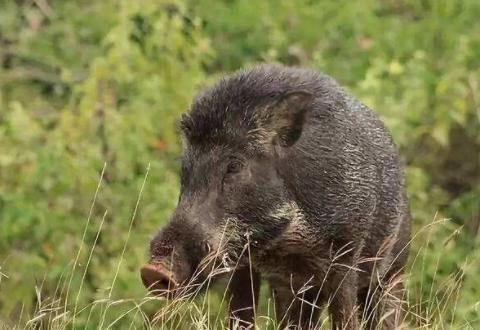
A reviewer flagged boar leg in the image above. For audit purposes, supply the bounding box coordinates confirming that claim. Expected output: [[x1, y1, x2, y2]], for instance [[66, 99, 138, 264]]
[[327, 272, 359, 330], [271, 281, 323, 329], [228, 267, 260, 329], [359, 271, 405, 330], [373, 279, 404, 330]]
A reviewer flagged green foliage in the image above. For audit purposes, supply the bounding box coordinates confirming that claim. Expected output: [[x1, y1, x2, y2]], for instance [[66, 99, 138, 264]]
[[0, 0, 479, 328]]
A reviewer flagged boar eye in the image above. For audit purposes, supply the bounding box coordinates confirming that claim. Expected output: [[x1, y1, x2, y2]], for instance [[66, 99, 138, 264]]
[[203, 242, 212, 254], [226, 160, 244, 175]]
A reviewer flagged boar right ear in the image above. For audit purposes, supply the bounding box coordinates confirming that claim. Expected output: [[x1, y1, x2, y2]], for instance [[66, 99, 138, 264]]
[[262, 91, 313, 148]]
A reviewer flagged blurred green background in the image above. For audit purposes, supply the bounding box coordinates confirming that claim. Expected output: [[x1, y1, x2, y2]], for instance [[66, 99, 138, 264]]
[[0, 0, 479, 328]]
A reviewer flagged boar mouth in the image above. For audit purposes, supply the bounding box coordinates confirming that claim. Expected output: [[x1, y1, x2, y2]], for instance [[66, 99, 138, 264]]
[[140, 263, 180, 296]]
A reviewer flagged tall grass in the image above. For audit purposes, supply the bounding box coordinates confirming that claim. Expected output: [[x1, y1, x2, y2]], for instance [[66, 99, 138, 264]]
[[4, 168, 475, 330]]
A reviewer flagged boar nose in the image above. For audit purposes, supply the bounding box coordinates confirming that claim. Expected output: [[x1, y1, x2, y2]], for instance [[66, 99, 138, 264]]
[[140, 263, 178, 294]]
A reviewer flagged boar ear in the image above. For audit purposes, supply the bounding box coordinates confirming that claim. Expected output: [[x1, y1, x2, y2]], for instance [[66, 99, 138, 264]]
[[179, 113, 193, 138], [264, 91, 313, 148]]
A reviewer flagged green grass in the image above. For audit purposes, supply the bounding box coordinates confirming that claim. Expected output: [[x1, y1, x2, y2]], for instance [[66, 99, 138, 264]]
[[0, 0, 479, 328]]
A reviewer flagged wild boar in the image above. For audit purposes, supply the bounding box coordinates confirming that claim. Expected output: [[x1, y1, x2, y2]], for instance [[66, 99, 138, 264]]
[[141, 64, 411, 329]]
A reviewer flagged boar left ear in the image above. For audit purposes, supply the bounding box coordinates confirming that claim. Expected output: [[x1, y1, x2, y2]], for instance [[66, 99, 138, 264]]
[[263, 91, 313, 148], [180, 113, 193, 138]]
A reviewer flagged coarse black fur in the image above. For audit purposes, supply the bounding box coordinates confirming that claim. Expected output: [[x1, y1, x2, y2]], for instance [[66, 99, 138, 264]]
[[142, 65, 411, 330]]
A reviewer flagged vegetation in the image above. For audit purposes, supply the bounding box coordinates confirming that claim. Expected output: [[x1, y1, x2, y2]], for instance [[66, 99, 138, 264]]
[[0, 0, 479, 328]]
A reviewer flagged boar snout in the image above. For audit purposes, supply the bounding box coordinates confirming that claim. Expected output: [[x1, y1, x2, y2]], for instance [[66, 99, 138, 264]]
[[140, 263, 178, 294]]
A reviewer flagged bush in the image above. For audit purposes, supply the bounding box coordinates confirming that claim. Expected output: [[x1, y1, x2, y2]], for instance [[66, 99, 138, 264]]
[[0, 0, 479, 328]]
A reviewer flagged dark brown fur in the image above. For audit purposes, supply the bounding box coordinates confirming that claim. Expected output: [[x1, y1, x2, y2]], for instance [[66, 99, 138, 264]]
[[141, 65, 411, 329]]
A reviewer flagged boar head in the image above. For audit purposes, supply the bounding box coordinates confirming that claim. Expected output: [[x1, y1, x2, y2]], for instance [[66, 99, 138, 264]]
[[141, 68, 313, 297]]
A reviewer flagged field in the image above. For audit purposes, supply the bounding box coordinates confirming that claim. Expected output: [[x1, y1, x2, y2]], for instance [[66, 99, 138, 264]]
[[0, 0, 479, 328]]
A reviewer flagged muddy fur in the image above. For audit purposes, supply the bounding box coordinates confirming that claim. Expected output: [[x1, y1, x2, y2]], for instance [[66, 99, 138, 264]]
[[142, 65, 411, 329]]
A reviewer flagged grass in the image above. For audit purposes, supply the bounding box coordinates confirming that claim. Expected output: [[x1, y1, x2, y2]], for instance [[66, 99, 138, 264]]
[[1, 1, 478, 328], [2, 167, 476, 330]]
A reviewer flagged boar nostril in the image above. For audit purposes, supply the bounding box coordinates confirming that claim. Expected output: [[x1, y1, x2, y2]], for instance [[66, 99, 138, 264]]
[[140, 264, 177, 294]]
